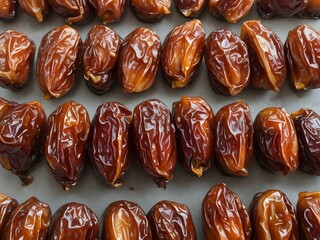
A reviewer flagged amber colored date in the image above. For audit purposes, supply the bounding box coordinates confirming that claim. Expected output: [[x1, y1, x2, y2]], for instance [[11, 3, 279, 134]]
[[0, 0, 17, 19], [175, 0, 206, 17], [202, 183, 251, 240], [172, 96, 213, 177], [285, 24, 320, 90], [129, 0, 170, 21], [205, 29, 250, 96], [48, 202, 98, 240], [89, 0, 126, 23], [45, 101, 90, 190], [82, 25, 122, 95], [213, 101, 253, 176], [148, 200, 197, 240], [254, 107, 298, 175], [117, 28, 161, 93], [241, 20, 287, 92], [0, 30, 36, 90], [257, 0, 307, 18], [133, 99, 177, 188], [0, 97, 17, 118], [3, 197, 51, 240], [88, 102, 132, 187], [18, 0, 50, 22], [36, 25, 82, 99], [250, 189, 298, 240], [102, 200, 151, 240], [298, 0, 320, 18], [161, 20, 205, 88], [0, 193, 18, 234]]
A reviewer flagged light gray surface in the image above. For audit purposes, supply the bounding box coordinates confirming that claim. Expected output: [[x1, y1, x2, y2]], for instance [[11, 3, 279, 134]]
[[1, 3, 320, 238]]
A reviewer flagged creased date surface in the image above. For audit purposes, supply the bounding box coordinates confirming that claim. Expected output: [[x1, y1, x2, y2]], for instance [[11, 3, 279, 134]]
[[0, 193, 18, 234], [89, 0, 126, 23], [18, 0, 50, 22]]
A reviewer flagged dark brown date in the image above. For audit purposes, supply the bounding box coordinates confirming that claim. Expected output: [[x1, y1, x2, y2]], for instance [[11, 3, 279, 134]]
[[257, 0, 307, 18], [3, 197, 51, 240], [82, 25, 122, 95], [0, 30, 36, 90], [254, 107, 298, 175], [0, 0, 17, 20], [129, 0, 170, 21], [45, 101, 90, 190], [297, 191, 320, 239], [172, 96, 213, 177], [175, 0, 206, 17], [36, 25, 82, 99], [102, 200, 152, 240], [0, 193, 18, 234], [202, 183, 251, 240], [18, 0, 50, 22], [0, 100, 46, 185], [48, 202, 98, 240], [291, 108, 320, 175], [0, 97, 17, 118], [161, 20, 205, 88], [148, 200, 197, 240], [89, 0, 126, 23], [205, 29, 250, 96], [133, 99, 177, 188], [298, 0, 320, 18], [208, 0, 254, 23], [250, 189, 298, 240], [88, 102, 132, 187], [213, 101, 253, 176], [285, 24, 320, 90], [118, 28, 161, 93], [241, 20, 287, 92]]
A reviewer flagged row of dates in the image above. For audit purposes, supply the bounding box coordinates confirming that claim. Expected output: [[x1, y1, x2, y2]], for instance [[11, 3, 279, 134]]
[[0, 184, 319, 239], [0, 95, 319, 189]]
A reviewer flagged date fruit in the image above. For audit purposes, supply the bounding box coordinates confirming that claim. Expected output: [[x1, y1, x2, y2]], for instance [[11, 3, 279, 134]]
[[291, 108, 320, 175], [89, 0, 126, 23], [18, 0, 50, 22], [241, 20, 287, 92], [175, 0, 206, 17], [257, 0, 307, 18], [298, 0, 320, 18], [0, 100, 46, 185], [172, 96, 213, 177], [0, 193, 18, 234], [161, 20, 205, 88], [205, 29, 250, 96], [254, 107, 298, 175], [118, 27, 161, 93], [213, 101, 253, 176], [208, 0, 254, 23], [3, 197, 51, 240], [0, 30, 36, 90], [129, 0, 170, 21], [202, 183, 251, 240], [88, 102, 132, 187], [45, 101, 90, 190], [36, 25, 82, 99], [102, 200, 151, 240], [0, 0, 17, 19], [285, 24, 320, 90], [0, 97, 17, 118], [250, 189, 298, 240], [82, 25, 122, 95], [133, 99, 177, 188], [148, 200, 197, 240], [48, 202, 98, 240]]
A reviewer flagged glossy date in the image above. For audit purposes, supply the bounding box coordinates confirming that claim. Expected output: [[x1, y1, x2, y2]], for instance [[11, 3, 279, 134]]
[[174, 0, 206, 17], [18, 0, 50, 22], [129, 0, 170, 21], [298, 0, 320, 18], [89, 0, 126, 23], [0, 0, 17, 19], [257, 0, 307, 18], [0, 193, 18, 234]]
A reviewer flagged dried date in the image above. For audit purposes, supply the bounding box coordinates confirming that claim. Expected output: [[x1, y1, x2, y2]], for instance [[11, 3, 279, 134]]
[[298, 0, 320, 18], [0, 193, 18, 234], [129, 0, 170, 21], [0, 0, 17, 20], [175, 0, 206, 17], [257, 0, 307, 18], [18, 0, 50, 22], [89, 0, 126, 23]]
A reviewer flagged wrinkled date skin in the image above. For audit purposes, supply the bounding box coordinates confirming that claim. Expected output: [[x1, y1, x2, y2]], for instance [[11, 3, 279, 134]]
[[208, 0, 254, 23], [48, 202, 99, 240], [205, 29, 250, 96], [133, 99, 177, 188], [129, 0, 170, 21], [0, 193, 18, 234], [172, 96, 214, 177], [48, 0, 92, 24], [18, 0, 50, 22], [298, 0, 320, 18], [241, 20, 287, 92], [82, 25, 122, 95], [3, 197, 51, 240], [0, 30, 36, 90], [213, 101, 253, 176], [102, 200, 152, 240], [0, 100, 46, 185], [36, 25, 82, 99], [89, 0, 126, 23], [297, 191, 320, 239], [202, 183, 252, 240], [0, 97, 17, 118], [285, 24, 320, 90], [0, 0, 17, 20], [291, 108, 320, 175], [257, 0, 307, 18], [254, 107, 298, 175], [250, 190, 298, 240], [175, 0, 206, 17], [161, 20, 205, 88], [118, 28, 161, 93], [148, 200, 197, 240], [88, 102, 132, 187], [45, 101, 90, 190]]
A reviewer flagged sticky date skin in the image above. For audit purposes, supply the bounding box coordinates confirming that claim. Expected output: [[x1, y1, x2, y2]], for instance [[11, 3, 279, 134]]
[[0, 0, 17, 20], [88, 102, 132, 187], [175, 0, 206, 17], [257, 0, 308, 18], [202, 183, 251, 240], [0, 193, 18, 234], [18, 0, 50, 22], [89, 0, 126, 23], [129, 0, 170, 22]]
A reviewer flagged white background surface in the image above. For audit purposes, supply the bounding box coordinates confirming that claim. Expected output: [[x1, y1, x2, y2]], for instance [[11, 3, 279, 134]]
[[1, 2, 320, 238]]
